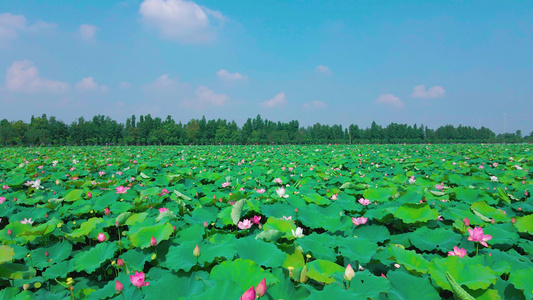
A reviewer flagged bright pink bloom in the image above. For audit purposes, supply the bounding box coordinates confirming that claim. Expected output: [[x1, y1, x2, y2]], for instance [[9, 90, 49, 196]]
[[130, 271, 149, 288], [87, 192, 92, 199], [447, 246, 467, 258], [0, 197, 5, 204], [467, 227, 492, 247], [240, 286, 255, 300], [256, 278, 266, 297], [115, 280, 124, 293], [104, 207, 111, 215], [221, 182, 231, 188], [274, 178, 282, 184], [435, 184, 444, 190], [331, 193, 338, 200], [358, 198, 370, 206], [97, 233, 106, 242], [7, 229, 12, 235], [116, 186, 129, 194], [256, 188, 266, 194], [238, 219, 253, 230], [158, 207, 169, 213], [2, 185, 9, 190], [98, 171, 105, 176], [352, 217, 368, 226], [117, 258, 124, 267], [158, 188, 169, 197], [252, 215, 262, 224], [150, 236, 157, 246]]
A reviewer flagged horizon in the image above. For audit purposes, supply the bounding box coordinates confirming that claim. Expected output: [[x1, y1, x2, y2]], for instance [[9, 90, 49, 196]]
[[1, 1, 532, 135]]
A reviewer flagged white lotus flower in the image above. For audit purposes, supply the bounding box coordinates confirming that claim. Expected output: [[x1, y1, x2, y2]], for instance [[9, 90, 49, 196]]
[[276, 187, 289, 198], [490, 176, 498, 182], [20, 218, 34, 225], [292, 227, 304, 238]]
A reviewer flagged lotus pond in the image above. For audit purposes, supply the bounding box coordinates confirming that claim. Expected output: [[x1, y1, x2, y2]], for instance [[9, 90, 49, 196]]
[[0, 144, 532, 299]]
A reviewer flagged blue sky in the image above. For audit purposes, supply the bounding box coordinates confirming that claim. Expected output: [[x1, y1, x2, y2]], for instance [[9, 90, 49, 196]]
[[0, 0, 531, 134]]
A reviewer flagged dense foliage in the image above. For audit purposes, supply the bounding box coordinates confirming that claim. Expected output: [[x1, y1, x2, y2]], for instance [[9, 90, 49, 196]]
[[1, 114, 530, 146], [0, 144, 532, 299]]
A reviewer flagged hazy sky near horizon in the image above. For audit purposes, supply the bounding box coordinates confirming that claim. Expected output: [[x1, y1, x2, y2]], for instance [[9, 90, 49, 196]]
[[0, 0, 531, 134]]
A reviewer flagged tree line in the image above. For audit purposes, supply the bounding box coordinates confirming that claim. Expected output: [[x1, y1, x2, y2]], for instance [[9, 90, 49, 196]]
[[0, 114, 530, 146]]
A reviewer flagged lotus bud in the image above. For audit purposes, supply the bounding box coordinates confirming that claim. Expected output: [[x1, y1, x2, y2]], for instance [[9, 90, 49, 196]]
[[97, 233, 106, 242], [23, 283, 30, 291], [511, 217, 516, 224], [115, 280, 124, 293], [344, 264, 355, 281], [203, 221, 208, 228], [256, 278, 267, 297], [150, 236, 157, 246], [240, 286, 255, 300], [45, 251, 49, 257], [491, 218, 495, 224], [193, 244, 201, 258], [88, 192, 92, 199], [104, 207, 111, 215], [299, 266, 308, 284], [463, 217, 470, 227], [117, 258, 124, 267], [7, 229, 12, 236]]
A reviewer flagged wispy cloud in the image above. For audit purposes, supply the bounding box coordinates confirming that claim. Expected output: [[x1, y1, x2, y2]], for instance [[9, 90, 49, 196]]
[[0, 13, 56, 46], [75, 77, 108, 92], [303, 100, 326, 110], [316, 65, 332, 75], [262, 92, 287, 108], [181, 86, 229, 108], [78, 24, 98, 42], [139, 0, 225, 43], [217, 69, 247, 81], [410, 85, 445, 99], [375, 94, 404, 107], [4, 60, 68, 93]]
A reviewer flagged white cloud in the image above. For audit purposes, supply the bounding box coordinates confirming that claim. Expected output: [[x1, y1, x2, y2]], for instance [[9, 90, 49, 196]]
[[78, 24, 98, 42], [119, 81, 131, 89], [0, 13, 56, 45], [375, 94, 404, 107], [4, 60, 68, 93], [316, 65, 331, 75], [217, 69, 247, 81], [181, 86, 229, 108], [139, 0, 224, 43], [410, 85, 445, 99], [147, 74, 179, 90], [262, 92, 287, 108], [75, 77, 108, 92], [303, 100, 327, 110]]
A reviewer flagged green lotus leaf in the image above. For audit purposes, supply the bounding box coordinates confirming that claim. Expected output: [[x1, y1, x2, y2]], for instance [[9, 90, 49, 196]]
[[188, 279, 242, 300], [0, 246, 15, 264], [388, 246, 429, 274], [210, 259, 278, 291], [144, 269, 207, 300], [31, 240, 72, 270], [65, 217, 103, 241], [364, 187, 393, 203], [396, 190, 423, 204], [409, 227, 462, 252], [125, 213, 148, 226], [72, 242, 118, 274], [352, 225, 391, 243], [255, 229, 283, 242], [64, 189, 84, 202], [387, 270, 439, 300], [230, 199, 245, 225], [428, 256, 498, 291], [296, 233, 337, 261], [514, 214, 533, 233], [482, 223, 519, 247], [508, 267, 533, 300], [262, 217, 297, 238], [471, 201, 508, 222], [268, 267, 311, 299], [233, 236, 286, 268], [128, 222, 174, 248], [282, 245, 306, 270], [306, 259, 345, 284], [120, 248, 152, 271], [0, 263, 36, 280], [394, 203, 439, 224], [336, 237, 378, 264]]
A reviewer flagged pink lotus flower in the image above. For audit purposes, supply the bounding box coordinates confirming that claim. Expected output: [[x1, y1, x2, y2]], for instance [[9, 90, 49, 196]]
[[2, 185, 9, 190], [344, 264, 355, 281], [435, 184, 444, 190], [240, 286, 255, 300], [256, 278, 267, 297], [256, 188, 266, 194], [467, 227, 492, 247], [98, 171, 105, 176], [252, 215, 262, 224], [158, 188, 169, 197], [87, 192, 92, 199], [158, 207, 169, 213], [117, 258, 124, 267], [282, 215, 292, 220], [463, 217, 470, 227], [352, 217, 368, 226], [20, 218, 34, 225], [104, 207, 111, 215], [358, 198, 370, 206], [330, 193, 338, 200], [150, 236, 157, 246], [447, 246, 467, 258], [221, 182, 231, 188], [97, 233, 106, 242], [0, 197, 5, 204], [116, 186, 129, 194], [115, 280, 124, 293], [238, 219, 252, 230], [274, 178, 282, 184], [130, 271, 149, 288]]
